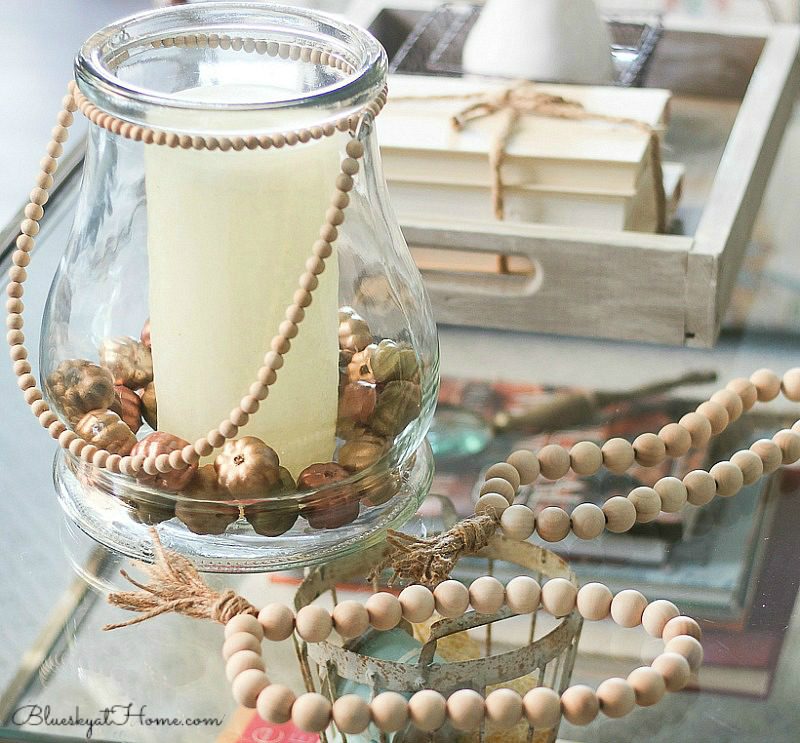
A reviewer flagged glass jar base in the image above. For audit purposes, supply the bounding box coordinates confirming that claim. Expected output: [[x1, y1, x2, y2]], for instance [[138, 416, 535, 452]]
[[54, 441, 433, 573]]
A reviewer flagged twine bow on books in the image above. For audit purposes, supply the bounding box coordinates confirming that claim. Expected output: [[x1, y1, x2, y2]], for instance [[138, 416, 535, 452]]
[[394, 80, 667, 231]]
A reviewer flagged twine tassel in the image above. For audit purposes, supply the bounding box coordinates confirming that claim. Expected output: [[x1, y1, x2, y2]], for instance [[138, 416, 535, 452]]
[[103, 528, 256, 631]]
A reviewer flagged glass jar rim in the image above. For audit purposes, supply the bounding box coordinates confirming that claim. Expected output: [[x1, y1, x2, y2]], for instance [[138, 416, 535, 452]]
[[75, 1, 386, 130]]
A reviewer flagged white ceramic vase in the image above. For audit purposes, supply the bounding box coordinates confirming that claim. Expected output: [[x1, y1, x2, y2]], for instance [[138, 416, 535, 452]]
[[463, 0, 615, 84]]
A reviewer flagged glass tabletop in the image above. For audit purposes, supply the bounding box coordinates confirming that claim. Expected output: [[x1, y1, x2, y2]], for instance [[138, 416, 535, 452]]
[[2, 4, 800, 743]]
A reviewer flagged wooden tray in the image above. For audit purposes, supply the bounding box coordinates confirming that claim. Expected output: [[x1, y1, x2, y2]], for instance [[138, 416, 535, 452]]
[[381, 22, 800, 347]]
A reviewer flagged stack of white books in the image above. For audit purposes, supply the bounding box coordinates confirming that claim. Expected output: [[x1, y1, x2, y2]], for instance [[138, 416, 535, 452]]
[[378, 75, 682, 234]]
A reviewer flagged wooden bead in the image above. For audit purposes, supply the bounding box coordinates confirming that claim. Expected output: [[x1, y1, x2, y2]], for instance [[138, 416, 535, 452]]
[[570, 503, 606, 540], [683, 470, 716, 506], [710, 389, 743, 423], [658, 423, 692, 458], [346, 139, 365, 159], [628, 486, 661, 523], [505, 575, 540, 614], [654, 477, 688, 513], [408, 690, 446, 732], [709, 461, 743, 497], [560, 685, 599, 726], [569, 441, 602, 475], [484, 462, 521, 491], [447, 689, 484, 731], [536, 506, 571, 542], [469, 576, 505, 614], [292, 693, 332, 733], [781, 368, 800, 402], [434, 580, 470, 618], [750, 438, 783, 473], [602, 496, 636, 533], [332, 600, 370, 639], [258, 603, 295, 641], [730, 450, 763, 485], [696, 401, 729, 435], [538, 444, 571, 479], [499, 503, 535, 540], [399, 584, 435, 623], [295, 605, 333, 643], [332, 694, 371, 734], [341, 157, 360, 176], [232, 668, 269, 708], [601, 437, 635, 474], [480, 476, 516, 503], [225, 650, 264, 682], [225, 613, 263, 641], [642, 599, 680, 637], [597, 678, 635, 718], [610, 589, 647, 628], [662, 616, 702, 643], [522, 687, 561, 729], [773, 429, 800, 464], [665, 635, 704, 673], [651, 652, 691, 692], [365, 592, 402, 631], [485, 688, 523, 729], [627, 667, 665, 706], [750, 368, 781, 401], [222, 632, 261, 660], [576, 582, 613, 621], [371, 691, 408, 732], [726, 377, 758, 410], [256, 684, 295, 724], [676, 411, 711, 449], [541, 577, 577, 617], [633, 433, 666, 467], [506, 449, 539, 484]]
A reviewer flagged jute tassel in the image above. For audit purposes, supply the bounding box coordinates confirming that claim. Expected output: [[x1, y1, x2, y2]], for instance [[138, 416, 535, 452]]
[[369, 512, 498, 589], [103, 528, 256, 631]]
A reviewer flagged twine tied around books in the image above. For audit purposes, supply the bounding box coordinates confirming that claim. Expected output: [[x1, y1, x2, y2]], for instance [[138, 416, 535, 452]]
[[394, 80, 667, 231], [368, 511, 499, 588], [103, 528, 257, 631]]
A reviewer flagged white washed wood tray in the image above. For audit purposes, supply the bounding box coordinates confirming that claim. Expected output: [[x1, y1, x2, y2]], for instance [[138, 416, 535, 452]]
[[379, 22, 800, 347]]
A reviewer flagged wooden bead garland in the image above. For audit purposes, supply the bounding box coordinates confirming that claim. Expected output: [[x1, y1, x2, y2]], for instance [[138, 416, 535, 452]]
[[215, 564, 706, 733]]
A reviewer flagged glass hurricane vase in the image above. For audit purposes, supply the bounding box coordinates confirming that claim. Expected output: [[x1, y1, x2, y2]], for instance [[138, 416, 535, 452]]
[[40, 2, 439, 571]]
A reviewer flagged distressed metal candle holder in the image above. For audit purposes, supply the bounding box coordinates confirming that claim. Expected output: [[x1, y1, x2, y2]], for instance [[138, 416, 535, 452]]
[[295, 538, 581, 743], [6, 3, 439, 571]]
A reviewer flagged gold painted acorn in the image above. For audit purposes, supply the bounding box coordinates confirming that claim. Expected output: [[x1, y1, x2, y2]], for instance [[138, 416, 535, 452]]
[[139, 381, 157, 429], [47, 359, 116, 424], [244, 468, 299, 537], [338, 381, 377, 426], [214, 437, 280, 497], [176, 465, 240, 535], [131, 432, 197, 492], [370, 381, 422, 437], [99, 336, 153, 389], [75, 409, 137, 455], [111, 385, 142, 433], [338, 431, 389, 472], [347, 344, 377, 384], [360, 470, 401, 507], [370, 339, 420, 383], [338, 307, 372, 363], [298, 462, 360, 529]]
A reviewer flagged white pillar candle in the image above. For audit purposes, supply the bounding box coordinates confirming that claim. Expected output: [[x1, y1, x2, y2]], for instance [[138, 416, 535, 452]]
[[145, 85, 344, 476]]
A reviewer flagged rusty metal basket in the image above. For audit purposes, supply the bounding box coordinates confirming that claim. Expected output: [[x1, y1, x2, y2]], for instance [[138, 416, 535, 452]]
[[294, 536, 583, 742]]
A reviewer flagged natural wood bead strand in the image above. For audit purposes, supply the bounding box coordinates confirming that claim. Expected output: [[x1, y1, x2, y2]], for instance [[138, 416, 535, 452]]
[[726, 377, 758, 410], [683, 470, 716, 506], [658, 423, 692, 458], [538, 444, 571, 480], [541, 577, 577, 617], [536, 506, 571, 542], [333, 695, 371, 735], [480, 476, 516, 503], [710, 389, 743, 423], [469, 576, 505, 614], [750, 438, 783, 473], [576, 582, 613, 621], [399, 584, 435, 623], [332, 600, 370, 639], [651, 652, 691, 692], [476, 492, 510, 518], [408, 690, 447, 732], [506, 449, 540, 484], [633, 432, 666, 467], [602, 496, 636, 533], [365, 592, 402, 631], [371, 692, 408, 733], [434, 579, 470, 618], [696, 400, 729, 436], [750, 368, 781, 402], [730, 449, 764, 485], [569, 441, 603, 475], [504, 575, 540, 614], [654, 476, 687, 513], [499, 503, 535, 540], [570, 502, 606, 540], [709, 461, 744, 497], [560, 685, 599, 726], [295, 605, 332, 643], [773, 428, 800, 464], [627, 667, 665, 707], [485, 688, 523, 729], [447, 689, 485, 732], [627, 486, 661, 523], [523, 687, 561, 729], [292, 692, 332, 733], [232, 668, 269, 708], [484, 461, 521, 491], [601, 437, 635, 474], [597, 678, 636, 718], [781, 368, 800, 402], [610, 589, 647, 628]]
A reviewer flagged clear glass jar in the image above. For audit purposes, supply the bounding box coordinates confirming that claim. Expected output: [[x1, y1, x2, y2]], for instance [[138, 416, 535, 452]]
[[43, 2, 439, 571]]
